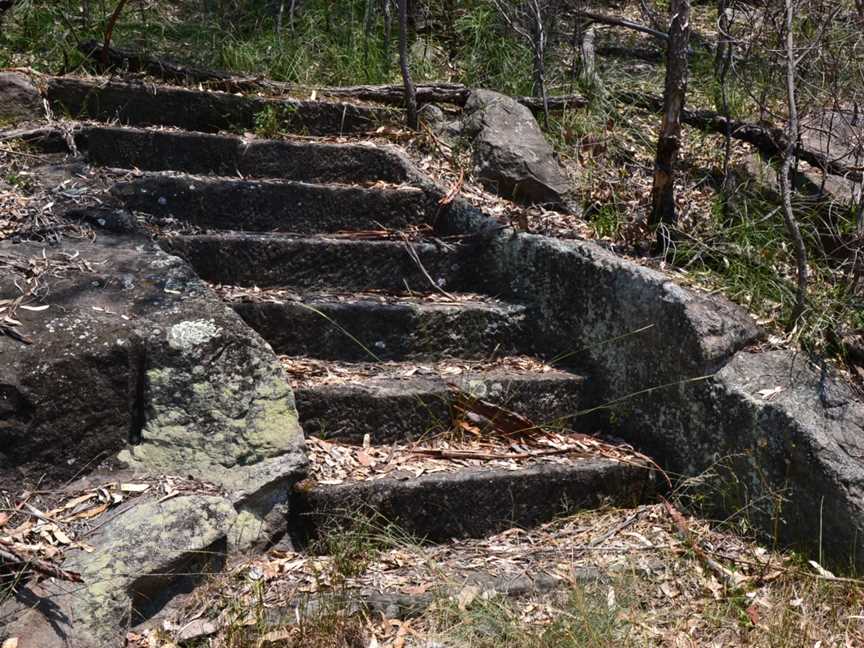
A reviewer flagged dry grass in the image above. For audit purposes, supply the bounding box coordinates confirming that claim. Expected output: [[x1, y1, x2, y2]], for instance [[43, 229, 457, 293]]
[[133, 504, 864, 647]]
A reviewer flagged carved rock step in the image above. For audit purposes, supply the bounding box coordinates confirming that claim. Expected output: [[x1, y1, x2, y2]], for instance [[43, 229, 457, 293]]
[[44, 75, 392, 135], [291, 455, 652, 543], [222, 288, 528, 361], [285, 357, 586, 444], [71, 125, 412, 184], [112, 173, 436, 233], [162, 233, 470, 291]]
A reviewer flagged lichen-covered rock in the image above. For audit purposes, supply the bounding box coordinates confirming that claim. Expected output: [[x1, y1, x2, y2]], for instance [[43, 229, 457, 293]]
[[600, 350, 864, 570], [0, 72, 43, 125], [0, 227, 306, 512], [4, 495, 237, 648], [463, 89, 569, 206]]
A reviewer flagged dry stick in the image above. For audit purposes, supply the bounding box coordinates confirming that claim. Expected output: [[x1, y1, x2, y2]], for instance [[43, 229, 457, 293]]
[[400, 235, 456, 301], [573, 9, 669, 41], [0, 541, 83, 583], [661, 497, 740, 588], [101, 0, 132, 67]]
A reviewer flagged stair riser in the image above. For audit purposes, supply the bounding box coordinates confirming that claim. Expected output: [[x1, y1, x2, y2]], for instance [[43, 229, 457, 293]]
[[113, 176, 434, 233], [233, 301, 528, 361], [291, 461, 653, 543], [46, 77, 389, 135], [295, 374, 585, 444], [77, 127, 411, 184], [162, 236, 470, 291]]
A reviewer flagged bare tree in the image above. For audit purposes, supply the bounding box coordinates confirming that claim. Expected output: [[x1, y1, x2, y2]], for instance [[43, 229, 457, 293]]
[[648, 0, 691, 235], [778, 0, 808, 324], [398, 0, 418, 129], [491, 0, 559, 127], [714, 0, 734, 185]]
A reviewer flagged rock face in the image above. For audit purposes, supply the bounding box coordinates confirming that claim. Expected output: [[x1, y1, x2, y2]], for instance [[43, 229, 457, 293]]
[[0, 72, 43, 124], [0, 223, 306, 645], [5, 496, 238, 647], [0, 225, 306, 513], [463, 89, 569, 206]]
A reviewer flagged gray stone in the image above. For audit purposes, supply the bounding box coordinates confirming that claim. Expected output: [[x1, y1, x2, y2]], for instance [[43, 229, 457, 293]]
[[637, 350, 864, 569], [3, 495, 237, 647], [0, 73, 43, 125], [463, 89, 569, 206], [0, 229, 306, 515]]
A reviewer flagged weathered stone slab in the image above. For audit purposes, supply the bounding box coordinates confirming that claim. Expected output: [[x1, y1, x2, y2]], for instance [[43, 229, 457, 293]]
[[3, 495, 237, 648], [0, 73, 43, 125], [0, 227, 305, 512], [112, 173, 433, 232], [463, 89, 569, 206], [295, 364, 587, 444], [293, 459, 652, 543], [163, 233, 471, 291], [232, 293, 528, 360], [639, 350, 864, 568], [44, 76, 391, 135], [68, 125, 414, 184]]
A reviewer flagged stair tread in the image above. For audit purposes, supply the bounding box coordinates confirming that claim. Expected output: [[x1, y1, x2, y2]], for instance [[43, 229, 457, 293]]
[[74, 124, 414, 184], [283, 355, 581, 391], [162, 232, 468, 290], [218, 286, 522, 310], [294, 437, 653, 541]]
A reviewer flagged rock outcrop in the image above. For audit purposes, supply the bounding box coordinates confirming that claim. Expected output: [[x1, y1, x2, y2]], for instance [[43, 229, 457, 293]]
[[0, 73, 43, 124], [463, 89, 569, 206]]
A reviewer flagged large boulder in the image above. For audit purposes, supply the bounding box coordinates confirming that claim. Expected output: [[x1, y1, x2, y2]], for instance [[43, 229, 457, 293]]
[[463, 89, 569, 206], [0, 221, 306, 522], [0, 220, 307, 645], [4, 496, 238, 648], [0, 72, 43, 125]]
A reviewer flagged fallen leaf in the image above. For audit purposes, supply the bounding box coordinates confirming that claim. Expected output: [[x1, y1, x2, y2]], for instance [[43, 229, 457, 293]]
[[756, 386, 784, 400], [120, 483, 150, 493], [456, 585, 480, 610]]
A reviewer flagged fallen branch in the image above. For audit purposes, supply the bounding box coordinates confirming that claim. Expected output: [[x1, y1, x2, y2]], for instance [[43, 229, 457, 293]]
[[661, 498, 742, 588], [0, 539, 82, 583], [573, 10, 669, 42]]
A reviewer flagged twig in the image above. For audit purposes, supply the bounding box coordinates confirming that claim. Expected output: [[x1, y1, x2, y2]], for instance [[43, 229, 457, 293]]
[[661, 497, 741, 588], [400, 234, 457, 301], [0, 540, 82, 583]]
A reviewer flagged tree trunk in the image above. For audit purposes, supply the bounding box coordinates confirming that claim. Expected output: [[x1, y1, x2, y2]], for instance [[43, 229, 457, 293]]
[[779, 0, 808, 325], [101, 0, 132, 66], [648, 0, 691, 232], [383, 0, 393, 76], [529, 0, 549, 128], [715, 0, 733, 187], [398, 0, 418, 129]]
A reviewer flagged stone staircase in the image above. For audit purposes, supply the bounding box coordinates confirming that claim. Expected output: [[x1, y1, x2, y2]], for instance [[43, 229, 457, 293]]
[[2, 79, 663, 644], [40, 91, 655, 537]]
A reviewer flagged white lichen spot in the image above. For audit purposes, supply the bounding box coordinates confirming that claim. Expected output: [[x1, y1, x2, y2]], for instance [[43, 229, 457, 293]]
[[168, 319, 221, 350]]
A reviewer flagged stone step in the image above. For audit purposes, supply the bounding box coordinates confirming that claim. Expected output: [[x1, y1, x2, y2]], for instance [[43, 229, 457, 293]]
[[45, 76, 391, 135], [162, 233, 469, 291], [75, 126, 412, 184], [112, 173, 435, 233], [222, 288, 528, 361], [291, 445, 653, 543], [285, 357, 586, 444]]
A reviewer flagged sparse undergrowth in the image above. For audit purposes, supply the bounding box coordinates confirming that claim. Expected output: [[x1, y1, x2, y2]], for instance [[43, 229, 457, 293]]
[[138, 504, 864, 647]]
